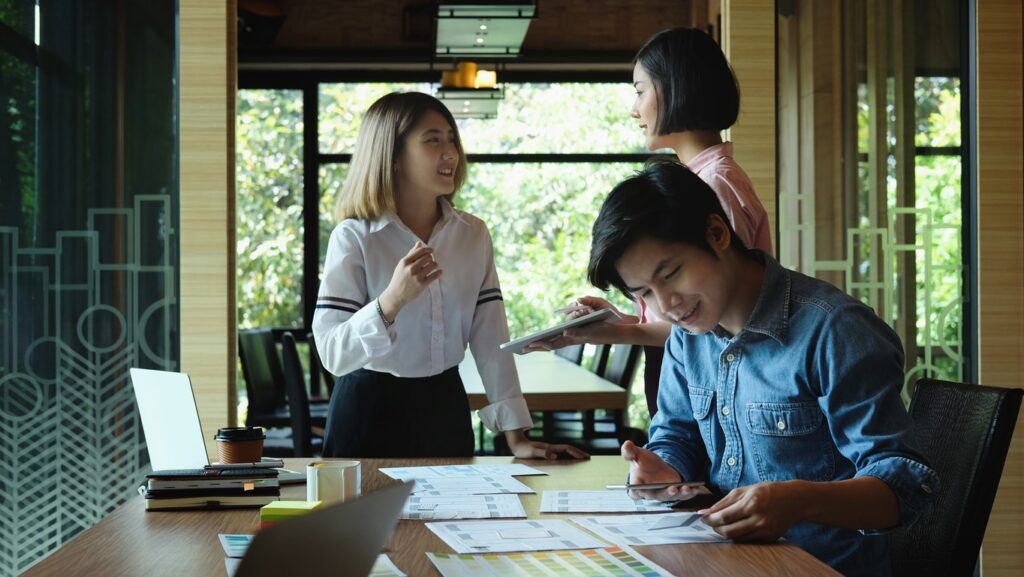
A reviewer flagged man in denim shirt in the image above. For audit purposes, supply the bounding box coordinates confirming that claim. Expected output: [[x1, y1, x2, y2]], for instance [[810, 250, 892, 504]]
[[586, 162, 938, 577]]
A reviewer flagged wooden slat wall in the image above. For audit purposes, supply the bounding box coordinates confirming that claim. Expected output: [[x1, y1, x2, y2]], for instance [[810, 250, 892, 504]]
[[720, 0, 777, 250], [976, 0, 1024, 574], [179, 0, 237, 456]]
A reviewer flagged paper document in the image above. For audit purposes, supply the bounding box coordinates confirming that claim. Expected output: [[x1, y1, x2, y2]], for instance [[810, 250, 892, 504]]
[[426, 519, 607, 554], [403, 494, 527, 519], [571, 512, 729, 546], [218, 534, 253, 558], [410, 475, 534, 495], [380, 464, 546, 479], [427, 545, 675, 577], [369, 554, 406, 577], [541, 491, 676, 513]]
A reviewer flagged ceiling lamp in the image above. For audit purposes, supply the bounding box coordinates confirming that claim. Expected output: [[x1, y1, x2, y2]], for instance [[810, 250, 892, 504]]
[[435, 2, 538, 58], [437, 86, 504, 120]]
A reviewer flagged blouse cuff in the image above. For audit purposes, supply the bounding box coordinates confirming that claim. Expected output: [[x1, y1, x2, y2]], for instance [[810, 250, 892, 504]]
[[477, 396, 533, 433], [353, 301, 395, 358]]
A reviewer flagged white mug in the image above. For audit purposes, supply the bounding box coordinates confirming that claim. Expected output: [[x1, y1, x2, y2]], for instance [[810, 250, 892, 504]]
[[306, 460, 361, 504]]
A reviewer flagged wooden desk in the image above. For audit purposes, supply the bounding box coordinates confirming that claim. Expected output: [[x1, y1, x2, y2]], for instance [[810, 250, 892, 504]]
[[461, 351, 628, 411], [22, 457, 840, 577]]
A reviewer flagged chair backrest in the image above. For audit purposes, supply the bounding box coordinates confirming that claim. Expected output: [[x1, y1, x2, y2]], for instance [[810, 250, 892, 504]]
[[238, 328, 287, 416], [890, 378, 1022, 577], [554, 344, 585, 365], [601, 344, 642, 389], [307, 331, 336, 397], [280, 331, 314, 457], [588, 344, 610, 376]]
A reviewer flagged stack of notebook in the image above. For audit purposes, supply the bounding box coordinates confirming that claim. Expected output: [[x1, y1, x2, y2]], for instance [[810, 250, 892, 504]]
[[144, 468, 281, 511]]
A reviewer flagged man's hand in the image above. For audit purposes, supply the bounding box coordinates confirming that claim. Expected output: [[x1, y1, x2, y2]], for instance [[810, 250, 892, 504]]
[[621, 441, 704, 501], [698, 481, 804, 542]]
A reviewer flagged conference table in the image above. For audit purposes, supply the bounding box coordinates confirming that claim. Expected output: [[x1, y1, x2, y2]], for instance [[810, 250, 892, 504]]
[[461, 351, 628, 412], [22, 457, 841, 577]]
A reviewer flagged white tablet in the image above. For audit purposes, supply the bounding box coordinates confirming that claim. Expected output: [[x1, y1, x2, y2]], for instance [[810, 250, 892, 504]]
[[500, 308, 617, 355]]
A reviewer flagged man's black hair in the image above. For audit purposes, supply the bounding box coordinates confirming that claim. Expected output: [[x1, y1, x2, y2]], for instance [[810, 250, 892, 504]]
[[587, 160, 748, 298]]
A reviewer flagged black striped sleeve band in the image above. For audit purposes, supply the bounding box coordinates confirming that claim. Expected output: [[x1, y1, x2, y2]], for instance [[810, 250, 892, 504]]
[[315, 296, 364, 314], [477, 288, 503, 306]]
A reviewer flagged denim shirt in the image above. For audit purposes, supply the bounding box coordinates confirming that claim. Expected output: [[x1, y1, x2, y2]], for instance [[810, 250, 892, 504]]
[[647, 252, 938, 577]]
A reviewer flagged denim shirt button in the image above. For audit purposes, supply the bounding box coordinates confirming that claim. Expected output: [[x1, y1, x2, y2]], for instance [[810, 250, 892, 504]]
[[722, 406, 730, 416], [725, 353, 736, 362], [777, 420, 786, 431], [727, 457, 736, 467]]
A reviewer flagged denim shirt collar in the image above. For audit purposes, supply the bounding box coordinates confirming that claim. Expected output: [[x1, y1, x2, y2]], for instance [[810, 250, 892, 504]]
[[712, 250, 790, 344]]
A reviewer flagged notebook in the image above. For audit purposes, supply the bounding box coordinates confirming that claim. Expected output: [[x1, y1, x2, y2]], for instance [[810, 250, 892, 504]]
[[129, 368, 305, 483], [234, 481, 414, 577]]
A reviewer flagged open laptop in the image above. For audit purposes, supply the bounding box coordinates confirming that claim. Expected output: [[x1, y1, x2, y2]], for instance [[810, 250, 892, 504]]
[[234, 481, 413, 577], [130, 368, 305, 482]]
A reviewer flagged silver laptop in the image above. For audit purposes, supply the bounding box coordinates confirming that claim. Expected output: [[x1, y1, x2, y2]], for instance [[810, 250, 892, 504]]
[[129, 368, 305, 482], [234, 481, 414, 577]]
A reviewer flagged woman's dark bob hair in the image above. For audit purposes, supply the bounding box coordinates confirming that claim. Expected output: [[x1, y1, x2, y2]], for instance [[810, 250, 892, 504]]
[[634, 27, 741, 134]]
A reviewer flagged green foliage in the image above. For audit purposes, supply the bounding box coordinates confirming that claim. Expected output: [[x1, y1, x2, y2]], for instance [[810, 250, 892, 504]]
[[236, 89, 305, 329], [239, 83, 655, 435]]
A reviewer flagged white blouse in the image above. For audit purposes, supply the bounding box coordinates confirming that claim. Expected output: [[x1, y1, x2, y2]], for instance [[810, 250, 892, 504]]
[[312, 199, 533, 434]]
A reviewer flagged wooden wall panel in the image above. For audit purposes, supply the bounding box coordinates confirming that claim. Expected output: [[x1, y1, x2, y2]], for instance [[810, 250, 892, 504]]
[[180, 0, 237, 456], [976, 0, 1024, 574], [720, 0, 777, 251]]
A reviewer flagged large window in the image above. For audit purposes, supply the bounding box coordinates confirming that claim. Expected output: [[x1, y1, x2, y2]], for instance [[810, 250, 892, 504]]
[[237, 78, 655, 436], [777, 0, 971, 394]]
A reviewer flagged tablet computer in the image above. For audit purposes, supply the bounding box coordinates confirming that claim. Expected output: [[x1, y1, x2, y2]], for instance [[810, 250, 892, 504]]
[[500, 308, 616, 355]]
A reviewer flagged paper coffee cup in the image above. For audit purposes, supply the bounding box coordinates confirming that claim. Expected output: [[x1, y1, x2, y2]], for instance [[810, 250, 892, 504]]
[[306, 461, 361, 504]]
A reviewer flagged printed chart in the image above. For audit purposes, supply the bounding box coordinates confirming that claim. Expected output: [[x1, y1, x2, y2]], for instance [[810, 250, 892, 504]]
[[540, 491, 675, 513], [403, 494, 527, 520], [426, 519, 607, 554], [571, 513, 729, 546], [427, 546, 674, 577], [380, 464, 546, 479], [411, 475, 534, 496]]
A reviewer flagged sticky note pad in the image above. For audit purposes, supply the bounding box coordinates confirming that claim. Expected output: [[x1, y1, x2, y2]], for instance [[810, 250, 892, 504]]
[[260, 500, 322, 522]]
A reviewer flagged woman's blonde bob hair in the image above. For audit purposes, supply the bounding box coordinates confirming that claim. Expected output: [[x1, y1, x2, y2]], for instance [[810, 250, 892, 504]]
[[334, 92, 467, 222]]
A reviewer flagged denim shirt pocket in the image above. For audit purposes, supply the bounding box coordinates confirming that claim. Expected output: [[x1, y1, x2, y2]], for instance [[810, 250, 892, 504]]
[[688, 386, 716, 456], [745, 402, 835, 482]]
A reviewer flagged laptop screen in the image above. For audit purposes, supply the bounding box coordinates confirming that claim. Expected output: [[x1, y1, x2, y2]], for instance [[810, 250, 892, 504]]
[[130, 368, 209, 471]]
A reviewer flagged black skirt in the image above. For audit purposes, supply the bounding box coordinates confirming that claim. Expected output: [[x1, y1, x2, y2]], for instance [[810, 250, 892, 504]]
[[321, 366, 474, 458]]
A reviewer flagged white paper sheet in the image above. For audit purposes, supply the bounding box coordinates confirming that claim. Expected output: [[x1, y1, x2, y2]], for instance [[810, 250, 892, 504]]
[[426, 519, 607, 554], [409, 475, 535, 495], [218, 534, 253, 558], [571, 512, 729, 546], [540, 491, 676, 513], [379, 464, 547, 480], [427, 545, 676, 577], [402, 494, 527, 519], [369, 554, 406, 577]]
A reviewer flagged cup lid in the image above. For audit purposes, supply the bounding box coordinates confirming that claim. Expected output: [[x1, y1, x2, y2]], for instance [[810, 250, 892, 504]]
[[214, 426, 265, 441]]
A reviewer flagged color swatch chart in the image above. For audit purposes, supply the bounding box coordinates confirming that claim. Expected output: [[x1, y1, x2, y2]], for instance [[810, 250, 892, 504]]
[[428, 546, 673, 577]]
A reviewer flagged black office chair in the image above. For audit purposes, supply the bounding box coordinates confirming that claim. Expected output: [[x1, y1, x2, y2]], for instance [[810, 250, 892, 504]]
[[541, 344, 645, 455], [889, 378, 1022, 577], [239, 328, 291, 428], [277, 331, 324, 457], [554, 343, 585, 365], [238, 328, 328, 430]]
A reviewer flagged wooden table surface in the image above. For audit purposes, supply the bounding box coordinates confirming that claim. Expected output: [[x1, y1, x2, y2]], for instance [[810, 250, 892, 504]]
[[22, 457, 840, 577], [461, 351, 628, 411]]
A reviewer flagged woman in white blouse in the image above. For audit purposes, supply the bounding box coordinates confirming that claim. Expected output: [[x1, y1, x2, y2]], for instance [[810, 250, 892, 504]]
[[313, 92, 587, 459]]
